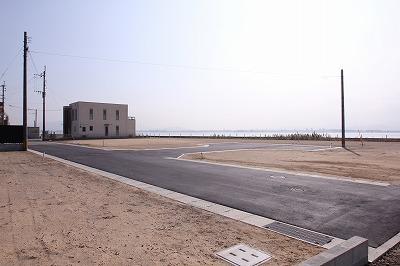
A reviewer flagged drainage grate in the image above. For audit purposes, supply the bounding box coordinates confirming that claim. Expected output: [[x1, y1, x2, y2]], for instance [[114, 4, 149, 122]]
[[264, 222, 333, 246], [216, 244, 272, 266]]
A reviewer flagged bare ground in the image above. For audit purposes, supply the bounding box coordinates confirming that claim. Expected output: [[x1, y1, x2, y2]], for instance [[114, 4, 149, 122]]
[[61, 138, 239, 149], [0, 152, 322, 265], [183, 141, 400, 184], [60, 137, 347, 150]]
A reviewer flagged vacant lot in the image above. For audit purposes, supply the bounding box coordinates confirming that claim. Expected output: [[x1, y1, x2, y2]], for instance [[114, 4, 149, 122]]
[[0, 152, 321, 265], [62, 138, 238, 149], [60, 137, 343, 150], [183, 141, 400, 184]]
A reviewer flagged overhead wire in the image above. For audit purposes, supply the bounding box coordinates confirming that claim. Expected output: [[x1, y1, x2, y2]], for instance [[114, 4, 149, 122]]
[[30, 50, 340, 79], [0, 47, 23, 80], [28, 50, 40, 75], [6, 104, 61, 111]]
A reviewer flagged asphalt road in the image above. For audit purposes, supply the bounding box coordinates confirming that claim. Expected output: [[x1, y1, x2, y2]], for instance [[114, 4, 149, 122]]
[[30, 142, 400, 248]]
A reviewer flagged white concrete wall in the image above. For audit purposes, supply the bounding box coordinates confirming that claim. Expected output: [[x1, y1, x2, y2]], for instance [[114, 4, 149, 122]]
[[127, 118, 136, 137], [70, 102, 134, 138]]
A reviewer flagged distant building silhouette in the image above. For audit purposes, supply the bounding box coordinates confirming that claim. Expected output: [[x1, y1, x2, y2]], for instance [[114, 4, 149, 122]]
[[63, 101, 135, 139]]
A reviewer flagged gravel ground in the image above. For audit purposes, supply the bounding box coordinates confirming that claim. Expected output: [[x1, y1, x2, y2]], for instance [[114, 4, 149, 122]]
[[370, 243, 400, 266]]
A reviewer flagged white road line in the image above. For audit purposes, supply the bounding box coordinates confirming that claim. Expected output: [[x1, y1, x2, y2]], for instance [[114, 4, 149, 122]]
[[37, 142, 211, 151], [27, 148, 342, 249], [103, 144, 211, 151], [307, 146, 343, 152], [176, 146, 341, 159], [28, 148, 398, 262], [167, 157, 390, 187]]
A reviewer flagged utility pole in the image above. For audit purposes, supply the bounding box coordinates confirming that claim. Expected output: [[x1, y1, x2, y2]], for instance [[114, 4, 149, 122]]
[[341, 69, 345, 148], [1, 81, 5, 125], [33, 109, 37, 127], [35, 66, 46, 141], [42, 66, 46, 141], [23, 32, 28, 151]]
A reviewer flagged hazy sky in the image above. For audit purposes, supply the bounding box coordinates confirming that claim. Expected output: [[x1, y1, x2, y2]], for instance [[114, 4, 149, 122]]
[[1, 0, 399, 131]]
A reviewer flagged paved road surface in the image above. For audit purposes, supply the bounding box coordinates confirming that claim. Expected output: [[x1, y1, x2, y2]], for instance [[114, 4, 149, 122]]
[[30, 142, 400, 248]]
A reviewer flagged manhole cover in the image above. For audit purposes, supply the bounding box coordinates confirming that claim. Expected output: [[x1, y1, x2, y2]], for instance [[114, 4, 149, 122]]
[[290, 187, 304, 192], [216, 244, 272, 266], [264, 222, 333, 246]]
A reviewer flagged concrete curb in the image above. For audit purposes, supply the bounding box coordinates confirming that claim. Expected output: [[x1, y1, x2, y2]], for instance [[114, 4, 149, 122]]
[[28, 149, 342, 250], [27, 149, 399, 263], [368, 232, 400, 262], [298, 236, 368, 266]]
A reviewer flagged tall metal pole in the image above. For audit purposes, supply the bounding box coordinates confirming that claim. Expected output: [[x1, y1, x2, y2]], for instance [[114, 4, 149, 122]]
[[1, 81, 5, 125], [42, 65, 46, 141], [23, 32, 28, 151], [341, 69, 345, 148]]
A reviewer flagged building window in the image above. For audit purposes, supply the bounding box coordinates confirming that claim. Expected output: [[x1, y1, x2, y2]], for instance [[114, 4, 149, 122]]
[[73, 126, 76, 132], [116, 110, 119, 120], [116, 125, 119, 136], [89, 109, 93, 120], [82, 127, 86, 132], [103, 109, 107, 120], [89, 126, 93, 131]]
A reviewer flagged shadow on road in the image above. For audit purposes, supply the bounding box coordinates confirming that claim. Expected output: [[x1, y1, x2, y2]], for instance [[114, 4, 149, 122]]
[[344, 147, 361, 156]]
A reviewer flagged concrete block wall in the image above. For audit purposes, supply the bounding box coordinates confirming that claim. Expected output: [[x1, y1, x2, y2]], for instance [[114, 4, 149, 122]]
[[299, 236, 368, 266]]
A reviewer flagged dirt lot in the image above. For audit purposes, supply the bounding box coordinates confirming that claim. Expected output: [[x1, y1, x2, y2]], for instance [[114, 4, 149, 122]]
[[60, 137, 342, 150], [62, 138, 239, 149], [183, 141, 400, 184], [0, 152, 321, 265]]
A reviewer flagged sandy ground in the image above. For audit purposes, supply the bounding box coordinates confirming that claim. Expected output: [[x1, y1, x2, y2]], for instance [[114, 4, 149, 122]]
[[0, 152, 322, 265], [183, 141, 400, 184], [60, 137, 348, 150], [61, 138, 239, 149]]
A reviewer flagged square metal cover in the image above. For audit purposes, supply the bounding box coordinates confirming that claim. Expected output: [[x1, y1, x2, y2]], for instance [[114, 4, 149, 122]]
[[216, 243, 272, 266]]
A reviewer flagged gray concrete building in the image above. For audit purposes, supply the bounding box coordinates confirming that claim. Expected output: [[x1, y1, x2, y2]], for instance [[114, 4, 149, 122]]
[[63, 101, 135, 138]]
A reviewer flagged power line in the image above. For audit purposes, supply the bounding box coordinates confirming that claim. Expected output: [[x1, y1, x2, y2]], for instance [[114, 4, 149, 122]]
[[28, 50, 40, 75], [0, 48, 23, 80], [7, 104, 61, 111], [30, 50, 339, 79]]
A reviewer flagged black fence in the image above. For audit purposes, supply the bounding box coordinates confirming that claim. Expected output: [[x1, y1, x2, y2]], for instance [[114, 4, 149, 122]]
[[0, 125, 24, 144]]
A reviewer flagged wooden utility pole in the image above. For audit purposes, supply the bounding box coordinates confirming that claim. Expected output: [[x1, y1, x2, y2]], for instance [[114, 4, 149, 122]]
[[35, 109, 37, 128], [341, 69, 345, 148], [23, 32, 28, 150], [41, 66, 46, 140], [35, 66, 46, 140], [1, 81, 5, 125]]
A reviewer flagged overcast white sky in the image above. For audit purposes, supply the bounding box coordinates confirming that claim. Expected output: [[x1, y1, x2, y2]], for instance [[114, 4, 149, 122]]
[[1, 0, 399, 131]]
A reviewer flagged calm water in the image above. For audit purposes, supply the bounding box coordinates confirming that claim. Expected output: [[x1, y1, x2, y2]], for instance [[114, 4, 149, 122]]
[[137, 130, 400, 139]]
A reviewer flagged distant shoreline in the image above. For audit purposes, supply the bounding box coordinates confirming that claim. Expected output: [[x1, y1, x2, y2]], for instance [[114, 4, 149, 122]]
[[137, 130, 400, 140], [132, 135, 400, 142]]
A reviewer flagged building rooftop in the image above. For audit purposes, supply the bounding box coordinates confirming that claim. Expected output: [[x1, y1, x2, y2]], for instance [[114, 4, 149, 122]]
[[70, 101, 128, 106]]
